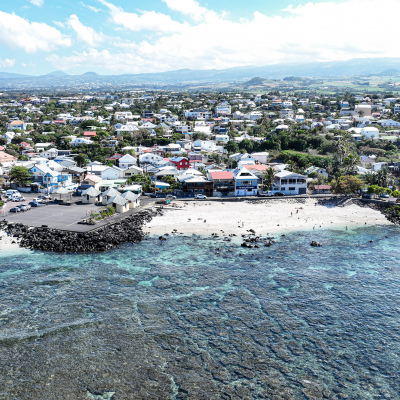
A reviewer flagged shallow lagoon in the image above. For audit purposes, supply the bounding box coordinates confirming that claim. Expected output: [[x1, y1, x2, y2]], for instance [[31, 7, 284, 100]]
[[0, 225, 399, 399]]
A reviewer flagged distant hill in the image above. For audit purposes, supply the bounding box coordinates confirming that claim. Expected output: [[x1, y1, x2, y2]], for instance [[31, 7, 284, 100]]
[[4, 57, 400, 86], [0, 72, 30, 79], [376, 69, 400, 76], [45, 70, 68, 77], [243, 77, 265, 86], [81, 72, 99, 77]]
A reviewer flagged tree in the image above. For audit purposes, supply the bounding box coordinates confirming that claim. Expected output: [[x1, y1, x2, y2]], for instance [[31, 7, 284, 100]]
[[225, 140, 239, 154], [262, 167, 277, 191], [9, 166, 32, 186], [74, 154, 88, 167], [331, 175, 364, 194], [343, 153, 360, 174]]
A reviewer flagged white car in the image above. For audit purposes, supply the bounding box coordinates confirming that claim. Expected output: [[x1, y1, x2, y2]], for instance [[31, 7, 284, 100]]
[[194, 194, 207, 199], [259, 191, 274, 197], [12, 196, 25, 202]]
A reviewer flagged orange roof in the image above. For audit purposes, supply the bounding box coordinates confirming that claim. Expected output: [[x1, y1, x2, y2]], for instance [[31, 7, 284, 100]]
[[84, 174, 102, 183], [0, 151, 17, 162], [245, 165, 270, 171], [210, 171, 234, 180]]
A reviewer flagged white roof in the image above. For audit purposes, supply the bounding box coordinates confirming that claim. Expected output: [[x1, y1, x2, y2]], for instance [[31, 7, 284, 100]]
[[82, 187, 101, 197]]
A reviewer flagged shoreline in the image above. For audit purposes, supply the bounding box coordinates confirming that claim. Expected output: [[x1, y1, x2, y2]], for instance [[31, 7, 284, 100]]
[[0, 198, 395, 253], [145, 198, 394, 237]]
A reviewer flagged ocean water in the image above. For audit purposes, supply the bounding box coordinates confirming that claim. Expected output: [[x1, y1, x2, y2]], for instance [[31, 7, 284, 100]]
[[0, 226, 400, 399]]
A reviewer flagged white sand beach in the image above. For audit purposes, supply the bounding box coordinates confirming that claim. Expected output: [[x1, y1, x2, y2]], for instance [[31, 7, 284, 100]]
[[0, 230, 26, 255], [146, 198, 393, 236]]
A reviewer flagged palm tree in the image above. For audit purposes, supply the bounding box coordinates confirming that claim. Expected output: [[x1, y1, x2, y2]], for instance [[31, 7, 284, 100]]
[[343, 153, 360, 174], [263, 167, 277, 191], [376, 166, 393, 187], [363, 171, 377, 186]]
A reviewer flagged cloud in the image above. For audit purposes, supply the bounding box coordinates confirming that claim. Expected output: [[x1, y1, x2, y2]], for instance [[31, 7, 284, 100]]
[[98, 0, 187, 32], [66, 14, 105, 46], [80, 2, 102, 12], [0, 58, 16, 68], [29, 0, 44, 6], [49, 0, 400, 73], [162, 0, 218, 22], [0, 11, 71, 53]]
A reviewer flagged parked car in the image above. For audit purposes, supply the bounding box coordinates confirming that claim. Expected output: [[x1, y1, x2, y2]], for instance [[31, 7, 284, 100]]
[[12, 196, 25, 202], [9, 207, 21, 213], [194, 194, 207, 199], [362, 194, 373, 199], [19, 204, 30, 211], [274, 192, 285, 196], [259, 191, 274, 197], [380, 193, 390, 198], [29, 201, 41, 207], [166, 194, 177, 199], [38, 195, 51, 200]]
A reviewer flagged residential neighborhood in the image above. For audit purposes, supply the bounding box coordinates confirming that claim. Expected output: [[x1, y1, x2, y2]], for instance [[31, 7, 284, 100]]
[[1, 88, 400, 216]]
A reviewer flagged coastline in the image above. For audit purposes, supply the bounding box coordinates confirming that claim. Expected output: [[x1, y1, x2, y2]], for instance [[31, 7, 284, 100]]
[[145, 198, 394, 237]]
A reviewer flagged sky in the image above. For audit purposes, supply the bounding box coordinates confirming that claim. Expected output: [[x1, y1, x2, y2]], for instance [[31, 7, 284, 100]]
[[0, 0, 399, 76]]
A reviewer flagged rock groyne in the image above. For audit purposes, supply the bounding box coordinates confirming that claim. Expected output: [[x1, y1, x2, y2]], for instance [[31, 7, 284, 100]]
[[1, 209, 161, 253]]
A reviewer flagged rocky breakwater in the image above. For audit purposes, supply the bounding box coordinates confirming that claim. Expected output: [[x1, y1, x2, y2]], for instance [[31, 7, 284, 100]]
[[1, 209, 162, 253]]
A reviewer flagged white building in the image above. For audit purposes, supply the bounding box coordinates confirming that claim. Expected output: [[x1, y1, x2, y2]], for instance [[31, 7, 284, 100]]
[[118, 154, 137, 169], [361, 126, 379, 139], [273, 171, 308, 195]]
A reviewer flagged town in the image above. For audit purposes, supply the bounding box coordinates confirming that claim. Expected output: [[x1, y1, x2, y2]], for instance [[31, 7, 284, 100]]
[[1, 88, 400, 223]]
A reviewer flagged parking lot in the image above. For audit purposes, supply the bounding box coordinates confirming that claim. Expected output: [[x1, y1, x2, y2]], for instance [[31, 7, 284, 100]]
[[2, 197, 155, 232]]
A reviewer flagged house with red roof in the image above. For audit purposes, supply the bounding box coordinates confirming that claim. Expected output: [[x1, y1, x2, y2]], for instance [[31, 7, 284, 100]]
[[0, 151, 17, 165], [84, 131, 97, 138], [207, 170, 235, 196], [168, 157, 190, 170]]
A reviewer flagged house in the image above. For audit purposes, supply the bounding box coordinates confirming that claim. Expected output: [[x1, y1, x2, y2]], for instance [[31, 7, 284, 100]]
[[101, 187, 120, 205], [41, 148, 58, 160], [193, 140, 217, 151], [118, 154, 137, 169], [54, 157, 77, 168], [181, 176, 214, 196], [273, 171, 307, 195], [378, 119, 400, 127], [7, 120, 25, 130], [313, 185, 332, 194], [101, 166, 124, 180], [169, 157, 190, 170], [251, 152, 269, 164], [63, 166, 86, 184], [208, 170, 235, 197], [232, 166, 258, 196], [122, 166, 143, 179], [280, 109, 294, 119], [71, 137, 93, 146], [305, 166, 329, 178], [139, 153, 164, 165], [0, 151, 17, 165], [106, 195, 129, 213], [81, 174, 102, 190], [361, 127, 379, 139], [82, 187, 101, 204], [355, 104, 372, 117], [84, 131, 97, 138], [121, 191, 140, 208]]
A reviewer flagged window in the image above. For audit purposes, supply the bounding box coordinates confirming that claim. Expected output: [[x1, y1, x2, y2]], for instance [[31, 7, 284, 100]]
[[281, 179, 288, 184], [289, 187, 295, 191], [281, 187, 285, 191]]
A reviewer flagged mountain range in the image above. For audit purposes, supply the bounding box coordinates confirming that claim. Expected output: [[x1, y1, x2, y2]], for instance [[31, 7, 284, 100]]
[[1, 58, 400, 86]]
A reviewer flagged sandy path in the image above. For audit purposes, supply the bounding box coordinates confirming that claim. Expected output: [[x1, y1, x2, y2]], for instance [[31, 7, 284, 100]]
[[145, 199, 393, 236]]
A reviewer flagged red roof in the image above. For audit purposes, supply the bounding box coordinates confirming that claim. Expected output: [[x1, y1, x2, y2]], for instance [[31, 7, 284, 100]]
[[210, 171, 234, 180], [246, 165, 269, 171], [84, 131, 97, 137], [54, 120, 66, 123], [314, 185, 331, 190]]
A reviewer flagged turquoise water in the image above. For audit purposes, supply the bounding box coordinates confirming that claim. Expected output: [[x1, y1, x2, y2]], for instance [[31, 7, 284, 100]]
[[0, 226, 400, 399]]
